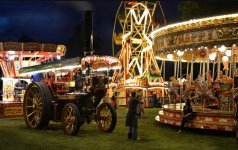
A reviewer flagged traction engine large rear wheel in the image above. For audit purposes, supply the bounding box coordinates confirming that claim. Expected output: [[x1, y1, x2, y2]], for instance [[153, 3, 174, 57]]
[[97, 102, 117, 132], [23, 82, 52, 129], [62, 103, 80, 136]]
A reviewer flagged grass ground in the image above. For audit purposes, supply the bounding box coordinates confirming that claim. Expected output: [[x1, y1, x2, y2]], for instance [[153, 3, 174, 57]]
[[0, 107, 237, 150]]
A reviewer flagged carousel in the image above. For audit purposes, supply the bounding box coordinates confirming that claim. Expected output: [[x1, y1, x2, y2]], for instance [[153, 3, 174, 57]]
[[0, 42, 66, 118], [152, 13, 238, 134]]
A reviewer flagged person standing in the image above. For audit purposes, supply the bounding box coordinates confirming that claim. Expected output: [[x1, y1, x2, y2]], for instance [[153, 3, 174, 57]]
[[137, 96, 145, 117], [152, 92, 158, 107], [125, 92, 140, 140], [111, 92, 117, 110], [178, 99, 193, 134]]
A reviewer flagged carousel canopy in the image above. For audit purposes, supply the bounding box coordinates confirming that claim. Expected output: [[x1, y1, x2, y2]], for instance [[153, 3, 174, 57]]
[[0, 42, 66, 77], [81, 55, 121, 71], [151, 13, 238, 62]]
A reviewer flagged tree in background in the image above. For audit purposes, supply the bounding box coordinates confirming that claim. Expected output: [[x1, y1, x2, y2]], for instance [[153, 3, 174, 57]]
[[179, 1, 238, 21]]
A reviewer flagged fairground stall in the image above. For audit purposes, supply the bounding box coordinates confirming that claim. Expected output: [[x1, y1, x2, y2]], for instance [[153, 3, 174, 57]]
[[0, 42, 66, 118], [112, 1, 166, 107], [152, 13, 238, 135]]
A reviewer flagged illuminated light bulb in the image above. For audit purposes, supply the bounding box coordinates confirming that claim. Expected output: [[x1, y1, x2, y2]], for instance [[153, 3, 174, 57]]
[[225, 50, 232, 57], [218, 45, 226, 52], [222, 55, 228, 62], [177, 50, 184, 56], [56, 56, 61, 60], [209, 53, 216, 60], [8, 56, 14, 60], [8, 51, 15, 54], [167, 54, 173, 60], [155, 56, 160, 60]]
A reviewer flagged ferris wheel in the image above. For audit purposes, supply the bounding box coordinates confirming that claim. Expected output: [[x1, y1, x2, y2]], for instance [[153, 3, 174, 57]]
[[112, 1, 166, 86]]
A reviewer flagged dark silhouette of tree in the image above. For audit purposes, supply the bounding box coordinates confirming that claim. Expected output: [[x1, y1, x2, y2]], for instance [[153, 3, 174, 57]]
[[179, 1, 238, 21]]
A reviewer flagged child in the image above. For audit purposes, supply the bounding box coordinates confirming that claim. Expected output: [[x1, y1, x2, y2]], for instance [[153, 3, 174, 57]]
[[137, 96, 145, 117], [111, 92, 117, 110]]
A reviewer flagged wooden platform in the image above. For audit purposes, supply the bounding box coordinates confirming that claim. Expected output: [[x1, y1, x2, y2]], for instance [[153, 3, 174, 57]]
[[155, 104, 236, 132]]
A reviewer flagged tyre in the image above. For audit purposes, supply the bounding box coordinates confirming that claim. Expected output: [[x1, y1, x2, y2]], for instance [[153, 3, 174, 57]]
[[23, 82, 52, 129], [97, 102, 117, 132], [62, 103, 80, 136]]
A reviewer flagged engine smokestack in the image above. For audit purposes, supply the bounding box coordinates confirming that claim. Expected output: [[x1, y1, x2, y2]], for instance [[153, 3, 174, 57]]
[[83, 10, 94, 56]]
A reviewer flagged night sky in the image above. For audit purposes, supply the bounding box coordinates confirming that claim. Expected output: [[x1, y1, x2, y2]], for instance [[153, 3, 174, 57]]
[[0, 1, 180, 58]]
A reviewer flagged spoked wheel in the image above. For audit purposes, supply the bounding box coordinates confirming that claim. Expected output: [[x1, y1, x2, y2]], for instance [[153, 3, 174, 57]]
[[62, 103, 80, 136], [23, 82, 52, 129], [97, 102, 117, 132]]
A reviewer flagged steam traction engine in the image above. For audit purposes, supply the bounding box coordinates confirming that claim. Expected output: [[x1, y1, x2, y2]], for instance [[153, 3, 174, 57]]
[[20, 56, 120, 136]]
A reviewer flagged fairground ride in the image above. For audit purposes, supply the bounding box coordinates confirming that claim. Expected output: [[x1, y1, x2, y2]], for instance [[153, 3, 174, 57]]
[[0, 42, 66, 102], [152, 13, 238, 137], [111, 1, 166, 107]]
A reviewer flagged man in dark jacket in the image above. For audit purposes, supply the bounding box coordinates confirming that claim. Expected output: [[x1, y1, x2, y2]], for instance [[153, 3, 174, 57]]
[[125, 92, 140, 140]]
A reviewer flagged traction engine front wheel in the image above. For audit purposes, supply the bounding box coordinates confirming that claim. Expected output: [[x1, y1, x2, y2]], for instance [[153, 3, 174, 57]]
[[97, 102, 117, 132], [62, 103, 80, 136]]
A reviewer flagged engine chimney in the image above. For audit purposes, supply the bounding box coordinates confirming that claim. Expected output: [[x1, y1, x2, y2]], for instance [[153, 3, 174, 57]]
[[83, 10, 94, 56]]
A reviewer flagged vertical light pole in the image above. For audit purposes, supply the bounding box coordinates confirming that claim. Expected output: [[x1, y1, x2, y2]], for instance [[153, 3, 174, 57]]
[[177, 50, 184, 109]]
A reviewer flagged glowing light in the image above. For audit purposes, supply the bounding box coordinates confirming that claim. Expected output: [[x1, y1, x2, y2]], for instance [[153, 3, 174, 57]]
[[225, 50, 232, 57], [176, 50, 184, 57], [151, 13, 238, 37], [218, 45, 226, 52], [56, 56, 61, 60], [222, 55, 228, 62], [122, 31, 132, 40], [8, 51, 15, 54], [130, 6, 149, 25], [8, 56, 14, 60], [1, 77, 13, 81], [167, 54, 173, 60], [209, 53, 217, 60], [20, 65, 81, 76]]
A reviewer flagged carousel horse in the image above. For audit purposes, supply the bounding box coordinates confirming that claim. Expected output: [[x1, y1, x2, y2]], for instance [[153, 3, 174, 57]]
[[182, 81, 196, 102], [206, 71, 213, 87], [191, 81, 218, 107], [168, 76, 180, 103], [215, 76, 234, 110]]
